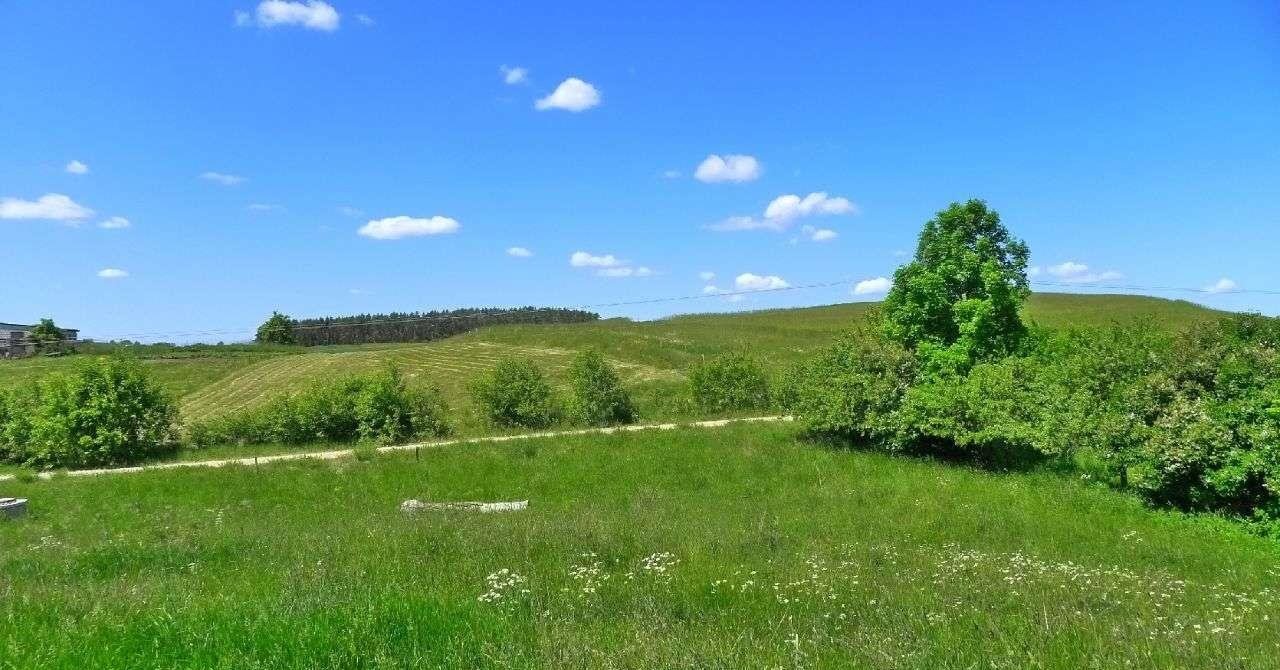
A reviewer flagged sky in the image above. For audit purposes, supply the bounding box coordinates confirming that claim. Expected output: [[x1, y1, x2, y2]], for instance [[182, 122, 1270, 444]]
[[2, 1, 1278, 342]]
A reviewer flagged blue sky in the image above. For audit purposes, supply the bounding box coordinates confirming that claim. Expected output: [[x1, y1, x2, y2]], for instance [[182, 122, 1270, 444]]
[[2, 1, 1277, 342]]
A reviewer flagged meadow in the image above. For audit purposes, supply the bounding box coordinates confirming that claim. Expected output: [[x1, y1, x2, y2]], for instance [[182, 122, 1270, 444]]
[[1, 421, 1276, 668]]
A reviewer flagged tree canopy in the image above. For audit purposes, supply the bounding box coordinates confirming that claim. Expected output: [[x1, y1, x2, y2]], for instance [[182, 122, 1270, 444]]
[[255, 311, 296, 345], [882, 199, 1030, 369]]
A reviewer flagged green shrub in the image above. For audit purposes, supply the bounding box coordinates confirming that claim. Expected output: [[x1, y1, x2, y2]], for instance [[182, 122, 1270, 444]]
[[0, 356, 177, 468], [689, 353, 770, 413], [188, 366, 451, 447], [780, 333, 915, 448], [567, 349, 637, 426], [471, 358, 562, 428]]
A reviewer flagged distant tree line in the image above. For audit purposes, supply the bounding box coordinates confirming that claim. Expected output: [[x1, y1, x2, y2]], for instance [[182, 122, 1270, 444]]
[[259, 307, 600, 347]]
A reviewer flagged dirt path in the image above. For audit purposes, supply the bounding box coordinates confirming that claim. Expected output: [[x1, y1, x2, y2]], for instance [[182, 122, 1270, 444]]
[[0, 415, 792, 482]]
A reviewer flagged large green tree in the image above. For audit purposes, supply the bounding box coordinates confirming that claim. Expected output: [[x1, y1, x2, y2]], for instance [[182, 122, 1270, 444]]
[[255, 311, 296, 345], [882, 199, 1030, 369], [29, 318, 64, 352]]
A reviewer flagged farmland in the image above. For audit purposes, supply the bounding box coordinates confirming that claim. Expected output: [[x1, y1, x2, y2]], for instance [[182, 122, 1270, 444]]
[[1, 421, 1276, 668], [0, 293, 1227, 439]]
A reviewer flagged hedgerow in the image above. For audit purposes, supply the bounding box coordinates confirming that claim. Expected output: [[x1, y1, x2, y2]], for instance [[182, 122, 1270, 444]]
[[188, 366, 451, 447], [0, 356, 178, 468]]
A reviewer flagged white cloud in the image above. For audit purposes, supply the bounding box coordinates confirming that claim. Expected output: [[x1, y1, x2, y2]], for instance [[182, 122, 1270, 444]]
[[853, 276, 892, 295], [98, 216, 131, 230], [764, 192, 857, 223], [598, 266, 652, 278], [702, 284, 720, 294], [240, 1, 340, 31], [0, 193, 94, 221], [694, 154, 761, 183], [507, 246, 533, 258], [711, 191, 858, 233], [355, 13, 374, 26], [200, 171, 245, 186], [1046, 261, 1123, 284], [65, 160, 89, 175], [1204, 278, 1238, 294], [698, 271, 716, 281], [735, 273, 790, 291], [535, 78, 600, 112], [662, 169, 681, 179], [500, 65, 528, 85], [570, 251, 623, 268], [801, 225, 838, 242], [97, 268, 128, 279], [358, 215, 460, 240]]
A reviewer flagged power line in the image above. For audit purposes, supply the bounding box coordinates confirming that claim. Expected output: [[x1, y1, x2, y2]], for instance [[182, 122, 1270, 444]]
[[9, 276, 1274, 347]]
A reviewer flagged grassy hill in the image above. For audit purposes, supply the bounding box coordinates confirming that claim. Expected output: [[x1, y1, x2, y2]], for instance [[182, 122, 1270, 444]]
[[0, 293, 1229, 432], [1, 422, 1275, 668]]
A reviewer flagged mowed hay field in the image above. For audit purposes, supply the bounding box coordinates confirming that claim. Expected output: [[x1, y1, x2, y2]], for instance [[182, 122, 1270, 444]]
[[1, 422, 1277, 668], [0, 294, 1228, 435]]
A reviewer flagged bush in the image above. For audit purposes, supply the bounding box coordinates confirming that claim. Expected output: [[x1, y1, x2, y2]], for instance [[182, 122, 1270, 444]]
[[188, 366, 451, 447], [471, 358, 562, 428], [567, 349, 637, 426], [781, 333, 916, 448], [0, 356, 177, 468], [689, 353, 771, 414]]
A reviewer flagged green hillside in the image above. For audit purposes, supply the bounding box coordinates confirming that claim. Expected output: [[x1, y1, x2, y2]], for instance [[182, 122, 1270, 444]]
[[0, 293, 1230, 432]]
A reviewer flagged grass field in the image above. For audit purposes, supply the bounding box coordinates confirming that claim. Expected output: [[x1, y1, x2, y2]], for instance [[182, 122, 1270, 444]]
[[0, 293, 1229, 439], [1, 422, 1276, 668]]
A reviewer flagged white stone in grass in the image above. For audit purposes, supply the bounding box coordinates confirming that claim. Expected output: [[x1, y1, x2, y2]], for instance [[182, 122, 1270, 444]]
[[400, 499, 528, 514], [0, 498, 27, 519]]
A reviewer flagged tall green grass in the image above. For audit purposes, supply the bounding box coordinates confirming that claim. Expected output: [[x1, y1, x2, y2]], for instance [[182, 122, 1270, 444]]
[[1, 423, 1276, 668]]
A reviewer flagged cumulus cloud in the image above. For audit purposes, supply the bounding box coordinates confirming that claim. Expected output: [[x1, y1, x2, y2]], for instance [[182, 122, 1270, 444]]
[[0, 193, 94, 221], [200, 171, 245, 186], [238, 1, 340, 31], [570, 251, 623, 268], [97, 268, 128, 279], [507, 246, 533, 258], [764, 192, 857, 222], [535, 78, 600, 112], [853, 276, 892, 295], [735, 273, 790, 291], [1046, 261, 1123, 284], [1204, 278, 1238, 294], [711, 191, 858, 233], [358, 215, 460, 240], [500, 65, 528, 85], [801, 225, 838, 242], [98, 216, 131, 230], [65, 160, 89, 175], [694, 154, 761, 183]]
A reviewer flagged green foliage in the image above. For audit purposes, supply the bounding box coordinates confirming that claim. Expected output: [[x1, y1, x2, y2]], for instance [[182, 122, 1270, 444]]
[[28, 318, 65, 352], [188, 366, 451, 447], [0, 356, 177, 468], [255, 311, 296, 345], [780, 333, 915, 448], [883, 199, 1030, 369], [689, 353, 770, 413], [470, 358, 562, 428], [567, 349, 637, 426]]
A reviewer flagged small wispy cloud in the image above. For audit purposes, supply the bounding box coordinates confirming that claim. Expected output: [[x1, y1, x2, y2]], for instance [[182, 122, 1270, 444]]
[[1046, 261, 1123, 284], [694, 154, 761, 183], [65, 160, 89, 175], [734, 273, 790, 290], [535, 78, 601, 112], [97, 268, 129, 279], [358, 215, 460, 240], [801, 225, 838, 242], [0, 193, 94, 221], [355, 13, 374, 26], [507, 246, 533, 258], [98, 216, 131, 230], [711, 192, 858, 233], [853, 276, 892, 295], [1204, 277, 1238, 294], [200, 171, 245, 186], [500, 65, 528, 85], [236, 1, 340, 31]]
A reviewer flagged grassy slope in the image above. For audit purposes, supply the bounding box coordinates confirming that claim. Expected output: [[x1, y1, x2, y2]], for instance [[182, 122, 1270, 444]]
[[0, 293, 1228, 430], [1, 423, 1275, 668]]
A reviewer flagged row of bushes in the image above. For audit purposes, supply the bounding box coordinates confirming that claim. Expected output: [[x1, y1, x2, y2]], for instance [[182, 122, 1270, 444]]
[[781, 314, 1280, 524]]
